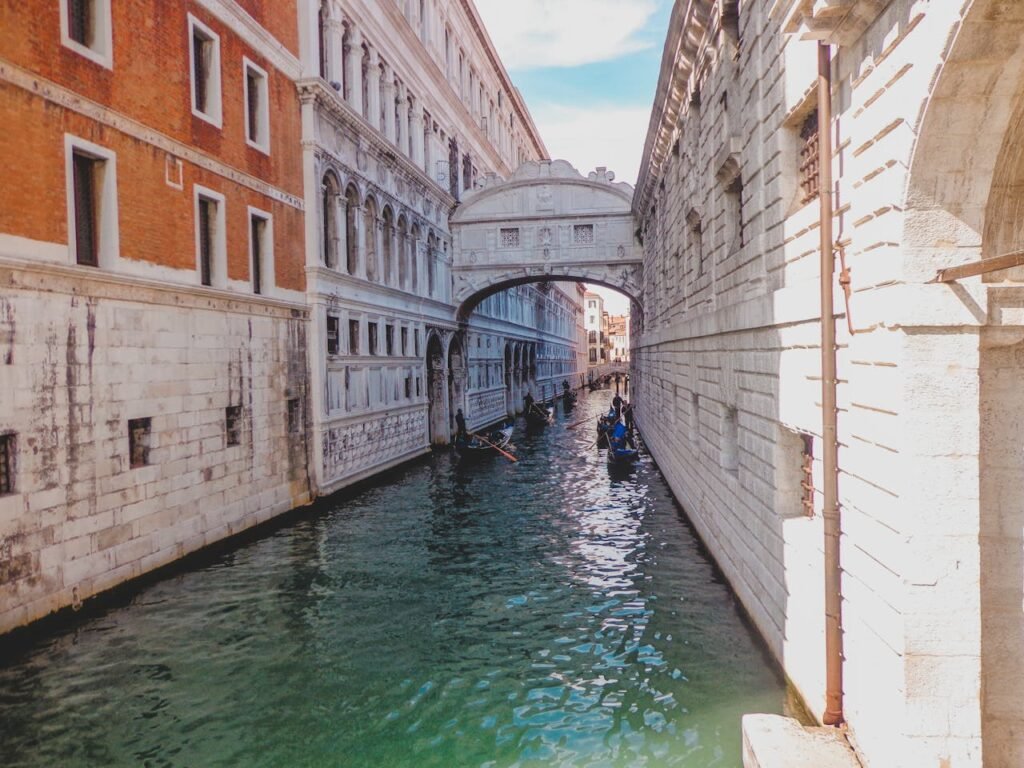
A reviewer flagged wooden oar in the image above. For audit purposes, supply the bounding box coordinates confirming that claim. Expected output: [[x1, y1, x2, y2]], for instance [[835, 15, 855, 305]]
[[471, 433, 518, 463], [566, 417, 591, 430]]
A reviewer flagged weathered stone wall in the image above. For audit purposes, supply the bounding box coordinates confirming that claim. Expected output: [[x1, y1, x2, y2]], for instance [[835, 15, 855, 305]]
[[633, 1, 1024, 766], [0, 265, 311, 635]]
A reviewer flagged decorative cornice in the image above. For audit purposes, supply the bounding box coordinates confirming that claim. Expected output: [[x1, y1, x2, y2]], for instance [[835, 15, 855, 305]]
[[458, 0, 548, 160], [773, 0, 888, 45], [634, 0, 715, 221], [195, 0, 301, 79]]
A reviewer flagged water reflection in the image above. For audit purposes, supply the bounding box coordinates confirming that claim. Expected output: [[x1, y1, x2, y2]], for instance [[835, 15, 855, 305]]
[[0, 392, 783, 767]]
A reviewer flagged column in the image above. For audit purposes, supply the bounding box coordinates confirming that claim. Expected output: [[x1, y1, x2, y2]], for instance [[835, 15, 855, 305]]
[[410, 233, 421, 295], [367, 47, 381, 129], [345, 26, 363, 115], [327, 20, 344, 84], [373, 218, 384, 283], [396, 82, 409, 156], [388, 223, 399, 288], [411, 97, 425, 169], [354, 205, 367, 280], [383, 65, 396, 143]]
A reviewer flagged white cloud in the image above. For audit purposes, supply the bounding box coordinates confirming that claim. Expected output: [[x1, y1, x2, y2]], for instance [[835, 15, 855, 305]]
[[473, 0, 659, 70], [529, 102, 651, 186]]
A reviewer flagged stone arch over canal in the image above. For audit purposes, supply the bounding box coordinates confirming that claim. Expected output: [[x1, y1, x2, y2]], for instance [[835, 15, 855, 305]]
[[450, 160, 644, 321]]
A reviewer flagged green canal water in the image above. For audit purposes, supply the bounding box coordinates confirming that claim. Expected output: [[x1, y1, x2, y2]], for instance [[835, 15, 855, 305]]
[[0, 392, 784, 767]]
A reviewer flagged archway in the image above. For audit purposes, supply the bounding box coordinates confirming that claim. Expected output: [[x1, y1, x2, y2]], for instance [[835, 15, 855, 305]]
[[447, 335, 466, 439], [425, 332, 446, 445], [899, 3, 1024, 764], [503, 342, 513, 417]]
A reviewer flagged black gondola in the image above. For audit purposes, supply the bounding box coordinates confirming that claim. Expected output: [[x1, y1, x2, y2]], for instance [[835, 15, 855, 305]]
[[525, 402, 554, 427], [454, 424, 514, 461]]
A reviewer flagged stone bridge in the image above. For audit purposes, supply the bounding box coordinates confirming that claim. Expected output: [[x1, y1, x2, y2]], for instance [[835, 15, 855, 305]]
[[450, 160, 643, 319]]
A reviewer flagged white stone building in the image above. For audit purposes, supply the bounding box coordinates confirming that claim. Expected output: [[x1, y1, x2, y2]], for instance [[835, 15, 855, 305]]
[[584, 291, 604, 367], [297, 0, 584, 492], [633, 1, 1024, 766]]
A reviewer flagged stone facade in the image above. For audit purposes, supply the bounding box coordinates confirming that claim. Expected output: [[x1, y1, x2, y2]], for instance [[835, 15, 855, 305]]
[[0, 1, 310, 634], [634, 1, 1024, 767], [299, 0, 584, 488]]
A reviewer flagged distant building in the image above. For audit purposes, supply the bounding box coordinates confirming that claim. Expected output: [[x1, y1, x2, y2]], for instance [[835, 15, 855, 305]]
[[584, 291, 605, 367], [608, 315, 629, 363]]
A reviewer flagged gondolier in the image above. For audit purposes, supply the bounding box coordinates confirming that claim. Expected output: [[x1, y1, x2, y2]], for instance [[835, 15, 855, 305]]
[[455, 409, 468, 441]]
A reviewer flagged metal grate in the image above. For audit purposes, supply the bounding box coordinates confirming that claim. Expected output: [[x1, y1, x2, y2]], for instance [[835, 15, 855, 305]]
[[500, 228, 520, 248], [0, 433, 14, 495], [226, 406, 243, 446], [573, 225, 595, 245], [799, 110, 820, 206], [129, 418, 151, 468], [801, 433, 815, 516]]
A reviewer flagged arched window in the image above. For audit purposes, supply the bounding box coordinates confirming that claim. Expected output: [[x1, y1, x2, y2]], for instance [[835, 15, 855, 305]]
[[318, 1, 329, 80], [363, 195, 378, 282], [345, 184, 360, 275], [382, 206, 395, 286], [410, 223, 421, 294], [397, 214, 408, 289], [321, 172, 340, 267]]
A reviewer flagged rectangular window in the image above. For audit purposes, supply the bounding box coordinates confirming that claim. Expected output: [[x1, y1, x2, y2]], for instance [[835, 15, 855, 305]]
[[401, 327, 409, 356], [72, 152, 99, 267], [368, 323, 379, 356], [243, 58, 270, 153], [287, 398, 300, 435], [405, 376, 412, 399], [0, 433, 15, 495], [246, 214, 266, 294], [189, 14, 222, 127], [721, 406, 739, 475], [416, 377, 422, 397], [589, 349, 597, 363], [61, 0, 112, 67], [128, 417, 151, 468], [349, 319, 360, 354], [500, 228, 520, 248], [414, 329, 420, 357], [326, 316, 339, 355], [225, 406, 242, 446], [198, 196, 215, 286], [573, 224, 595, 244], [385, 325, 395, 356], [799, 110, 820, 205]]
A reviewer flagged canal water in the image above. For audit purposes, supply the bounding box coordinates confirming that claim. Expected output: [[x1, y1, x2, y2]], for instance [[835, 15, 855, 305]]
[[0, 390, 785, 767]]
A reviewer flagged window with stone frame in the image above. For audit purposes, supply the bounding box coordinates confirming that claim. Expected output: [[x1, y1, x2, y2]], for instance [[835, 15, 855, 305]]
[[243, 58, 270, 153], [0, 432, 16, 495], [368, 323, 379, 356], [72, 151, 100, 267], [326, 315, 340, 355], [687, 209, 705, 277], [401, 327, 409, 356], [799, 109, 820, 205], [189, 14, 222, 127], [385, 324, 395, 356], [128, 417, 151, 468], [349, 319, 360, 354], [725, 175, 744, 252], [500, 228, 520, 248], [62, 0, 112, 67]]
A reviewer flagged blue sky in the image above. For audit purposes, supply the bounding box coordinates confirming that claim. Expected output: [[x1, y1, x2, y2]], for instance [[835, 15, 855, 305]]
[[474, 0, 673, 314]]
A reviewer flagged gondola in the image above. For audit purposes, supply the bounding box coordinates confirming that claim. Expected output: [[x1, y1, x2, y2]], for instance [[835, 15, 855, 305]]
[[561, 389, 578, 409], [525, 402, 554, 427], [606, 422, 639, 464], [595, 410, 617, 447], [454, 424, 514, 461]]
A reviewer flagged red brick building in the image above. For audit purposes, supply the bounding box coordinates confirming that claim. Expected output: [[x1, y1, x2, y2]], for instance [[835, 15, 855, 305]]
[[0, 0, 311, 633]]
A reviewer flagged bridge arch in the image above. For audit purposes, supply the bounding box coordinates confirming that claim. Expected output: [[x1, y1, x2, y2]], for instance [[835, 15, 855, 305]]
[[450, 160, 643, 320]]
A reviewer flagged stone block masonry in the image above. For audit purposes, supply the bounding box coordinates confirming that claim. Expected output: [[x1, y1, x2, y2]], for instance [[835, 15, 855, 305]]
[[0, 264, 311, 635]]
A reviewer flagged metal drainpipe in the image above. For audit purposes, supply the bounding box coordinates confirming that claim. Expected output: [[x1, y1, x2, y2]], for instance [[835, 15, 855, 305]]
[[818, 41, 844, 727]]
